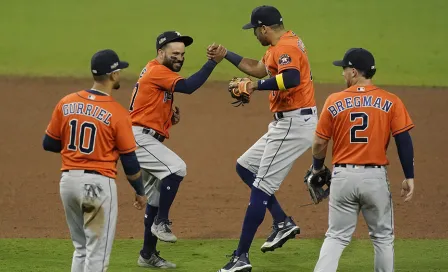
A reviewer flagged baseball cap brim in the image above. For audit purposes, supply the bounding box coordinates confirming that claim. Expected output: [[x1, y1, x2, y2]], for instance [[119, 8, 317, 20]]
[[118, 61, 129, 69], [333, 60, 347, 67], [242, 22, 257, 29]]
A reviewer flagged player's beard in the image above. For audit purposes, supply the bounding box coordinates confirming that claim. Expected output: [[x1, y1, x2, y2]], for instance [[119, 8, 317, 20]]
[[164, 56, 184, 72], [113, 82, 120, 90]]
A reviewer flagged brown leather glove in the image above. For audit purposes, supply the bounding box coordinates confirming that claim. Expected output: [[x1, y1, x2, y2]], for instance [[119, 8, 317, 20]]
[[171, 106, 180, 125], [228, 77, 252, 107]]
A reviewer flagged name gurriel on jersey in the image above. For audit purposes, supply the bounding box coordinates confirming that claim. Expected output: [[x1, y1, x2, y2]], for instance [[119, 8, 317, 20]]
[[327, 95, 393, 117], [62, 102, 112, 125]]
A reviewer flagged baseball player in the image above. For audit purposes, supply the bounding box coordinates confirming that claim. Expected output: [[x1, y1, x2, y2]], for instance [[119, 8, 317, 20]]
[[43, 49, 147, 272], [307, 48, 415, 272], [129, 31, 226, 268], [208, 6, 317, 272]]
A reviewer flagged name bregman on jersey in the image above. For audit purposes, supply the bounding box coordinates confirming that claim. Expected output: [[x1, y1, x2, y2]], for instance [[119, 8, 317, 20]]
[[328, 95, 393, 117], [62, 102, 112, 125]]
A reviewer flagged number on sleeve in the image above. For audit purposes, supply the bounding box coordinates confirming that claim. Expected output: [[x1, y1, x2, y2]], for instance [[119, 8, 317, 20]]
[[67, 119, 98, 154], [129, 83, 139, 111], [350, 112, 369, 143]]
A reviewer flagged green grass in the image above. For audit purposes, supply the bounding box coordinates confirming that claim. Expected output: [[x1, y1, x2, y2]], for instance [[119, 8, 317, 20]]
[[1, 0, 447, 86], [1, 239, 447, 271]]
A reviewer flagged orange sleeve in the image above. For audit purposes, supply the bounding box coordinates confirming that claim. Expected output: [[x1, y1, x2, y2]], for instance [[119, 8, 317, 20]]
[[391, 97, 414, 136], [273, 45, 301, 73], [315, 97, 334, 140], [150, 66, 183, 93], [115, 115, 137, 154], [45, 101, 62, 140]]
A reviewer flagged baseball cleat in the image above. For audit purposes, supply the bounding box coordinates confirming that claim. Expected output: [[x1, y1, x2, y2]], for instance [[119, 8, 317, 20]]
[[218, 252, 252, 272], [137, 251, 176, 269], [261, 216, 300, 253], [151, 218, 177, 243]]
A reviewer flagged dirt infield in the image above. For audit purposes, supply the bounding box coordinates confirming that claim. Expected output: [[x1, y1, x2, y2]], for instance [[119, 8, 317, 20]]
[[0, 76, 446, 240]]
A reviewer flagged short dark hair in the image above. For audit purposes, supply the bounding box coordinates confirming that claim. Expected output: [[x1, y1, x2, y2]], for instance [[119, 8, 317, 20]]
[[93, 74, 109, 83], [156, 44, 168, 56], [269, 23, 284, 30], [359, 69, 376, 79], [347, 67, 376, 80], [160, 43, 169, 51]]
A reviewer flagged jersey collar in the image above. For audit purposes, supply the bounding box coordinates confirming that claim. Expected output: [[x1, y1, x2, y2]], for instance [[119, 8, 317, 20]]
[[77, 90, 115, 102], [271, 30, 293, 47], [89, 89, 110, 96], [344, 85, 379, 93], [281, 30, 293, 39]]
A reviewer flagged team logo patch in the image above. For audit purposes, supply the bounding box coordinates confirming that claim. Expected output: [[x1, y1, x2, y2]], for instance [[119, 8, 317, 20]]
[[278, 54, 291, 65]]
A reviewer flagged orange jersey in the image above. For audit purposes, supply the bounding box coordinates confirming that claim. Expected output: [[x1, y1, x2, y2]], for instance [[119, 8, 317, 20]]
[[129, 59, 183, 138], [262, 30, 316, 112], [316, 85, 414, 165], [45, 90, 137, 178]]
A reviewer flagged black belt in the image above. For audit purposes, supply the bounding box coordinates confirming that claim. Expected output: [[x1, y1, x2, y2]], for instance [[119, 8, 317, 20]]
[[142, 128, 165, 142], [274, 108, 313, 120], [334, 164, 383, 169], [62, 170, 102, 175]]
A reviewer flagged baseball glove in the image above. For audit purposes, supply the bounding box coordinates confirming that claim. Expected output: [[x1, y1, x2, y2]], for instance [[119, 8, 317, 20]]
[[303, 165, 332, 204], [171, 106, 180, 125], [228, 77, 252, 107]]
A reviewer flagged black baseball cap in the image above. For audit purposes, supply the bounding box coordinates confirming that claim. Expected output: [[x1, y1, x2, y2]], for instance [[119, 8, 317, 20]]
[[91, 49, 129, 76], [156, 31, 193, 51], [333, 48, 376, 72], [242, 5, 283, 29]]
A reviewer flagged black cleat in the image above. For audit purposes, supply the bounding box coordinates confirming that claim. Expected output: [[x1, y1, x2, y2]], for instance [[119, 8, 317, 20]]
[[217, 251, 252, 272]]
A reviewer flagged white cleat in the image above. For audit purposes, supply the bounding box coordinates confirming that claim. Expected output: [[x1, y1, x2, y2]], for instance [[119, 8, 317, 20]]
[[137, 252, 176, 269], [151, 218, 177, 243]]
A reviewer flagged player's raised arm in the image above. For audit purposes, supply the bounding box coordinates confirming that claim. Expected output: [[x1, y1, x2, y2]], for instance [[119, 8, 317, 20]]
[[173, 45, 226, 94], [207, 45, 268, 79], [226, 51, 268, 79]]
